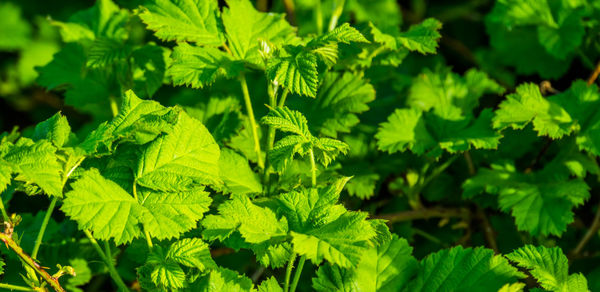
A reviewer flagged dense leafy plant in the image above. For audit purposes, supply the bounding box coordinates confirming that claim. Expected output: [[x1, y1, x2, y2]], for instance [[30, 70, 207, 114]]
[[1, 0, 600, 291]]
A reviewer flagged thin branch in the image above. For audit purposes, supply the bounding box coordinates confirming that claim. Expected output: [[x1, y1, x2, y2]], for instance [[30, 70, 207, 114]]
[[0, 229, 65, 292], [475, 207, 499, 254], [283, 0, 297, 25], [0, 283, 35, 291], [571, 202, 600, 257], [374, 207, 470, 223], [587, 61, 600, 85]]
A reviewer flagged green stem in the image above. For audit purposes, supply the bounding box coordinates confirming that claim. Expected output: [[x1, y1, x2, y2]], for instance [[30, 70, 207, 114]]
[[314, 0, 323, 34], [83, 230, 129, 292], [277, 90, 289, 107], [0, 198, 9, 223], [289, 255, 306, 292], [0, 283, 35, 291], [239, 73, 265, 169], [144, 229, 154, 251], [104, 241, 112, 264], [31, 197, 58, 259], [0, 233, 65, 292], [328, 0, 346, 31], [263, 87, 279, 185], [309, 148, 317, 187], [283, 253, 297, 292]]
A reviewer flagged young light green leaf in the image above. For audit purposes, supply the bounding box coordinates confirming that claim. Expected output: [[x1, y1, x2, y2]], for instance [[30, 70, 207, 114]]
[[168, 43, 244, 89], [136, 110, 221, 191], [266, 46, 318, 97], [506, 245, 589, 292], [407, 246, 524, 291], [139, 0, 224, 46], [0, 160, 12, 194]]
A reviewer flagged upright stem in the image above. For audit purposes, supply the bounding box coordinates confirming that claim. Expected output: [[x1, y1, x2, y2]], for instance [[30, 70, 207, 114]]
[[588, 60, 600, 85], [256, 0, 268, 11], [31, 197, 58, 259], [239, 73, 265, 169], [309, 148, 317, 187], [83, 230, 129, 292], [289, 255, 306, 292], [314, 0, 323, 34], [328, 0, 346, 31], [277, 90, 289, 107], [0, 232, 65, 292], [283, 253, 297, 292]]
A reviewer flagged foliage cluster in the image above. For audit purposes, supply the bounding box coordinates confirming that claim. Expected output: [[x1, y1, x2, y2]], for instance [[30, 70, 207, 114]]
[[1, 0, 600, 291]]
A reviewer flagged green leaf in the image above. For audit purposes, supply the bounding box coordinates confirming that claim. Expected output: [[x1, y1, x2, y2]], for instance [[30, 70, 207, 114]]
[[493, 0, 557, 27], [86, 37, 130, 68], [132, 44, 169, 97], [0, 3, 31, 51], [262, 106, 311, 138], [52, 0, 129, 42], [66, 259, 92, 292], [138, 0, 224, 46], [222, 0, 296, 67], [62, 169, 144, 244], [136, 110, 221, 191], [407, 246, 524, 291], [32, 112, 72, 148], [218, 148, 262, 195], [267, 46, 318, 97], [396, 18, 442, 54], [184, 96, 243, 143], [292, 212, 376, 268], [191, 267, 254, 291], [313, 235, 417, 292], [506, 245, 589, 292], [0, 160, 12, 194], [294, 72, 375, 137], [262, 106, 349, 171], [36, 43, 86, 90], [168, 43, 243, 89], [3, 139, 63, 197], [493, 83, 574, 138], [376, 108, 500, 157], [145, 247, 187, 290], [463, 162, 590, 236], [498, 283, 526, 292], [202, 194, 288, 244], [64, 168, 213, 244], [258, 277, 283, 292], [166, 238, 216, 271], [138, 188, 212, 240]]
